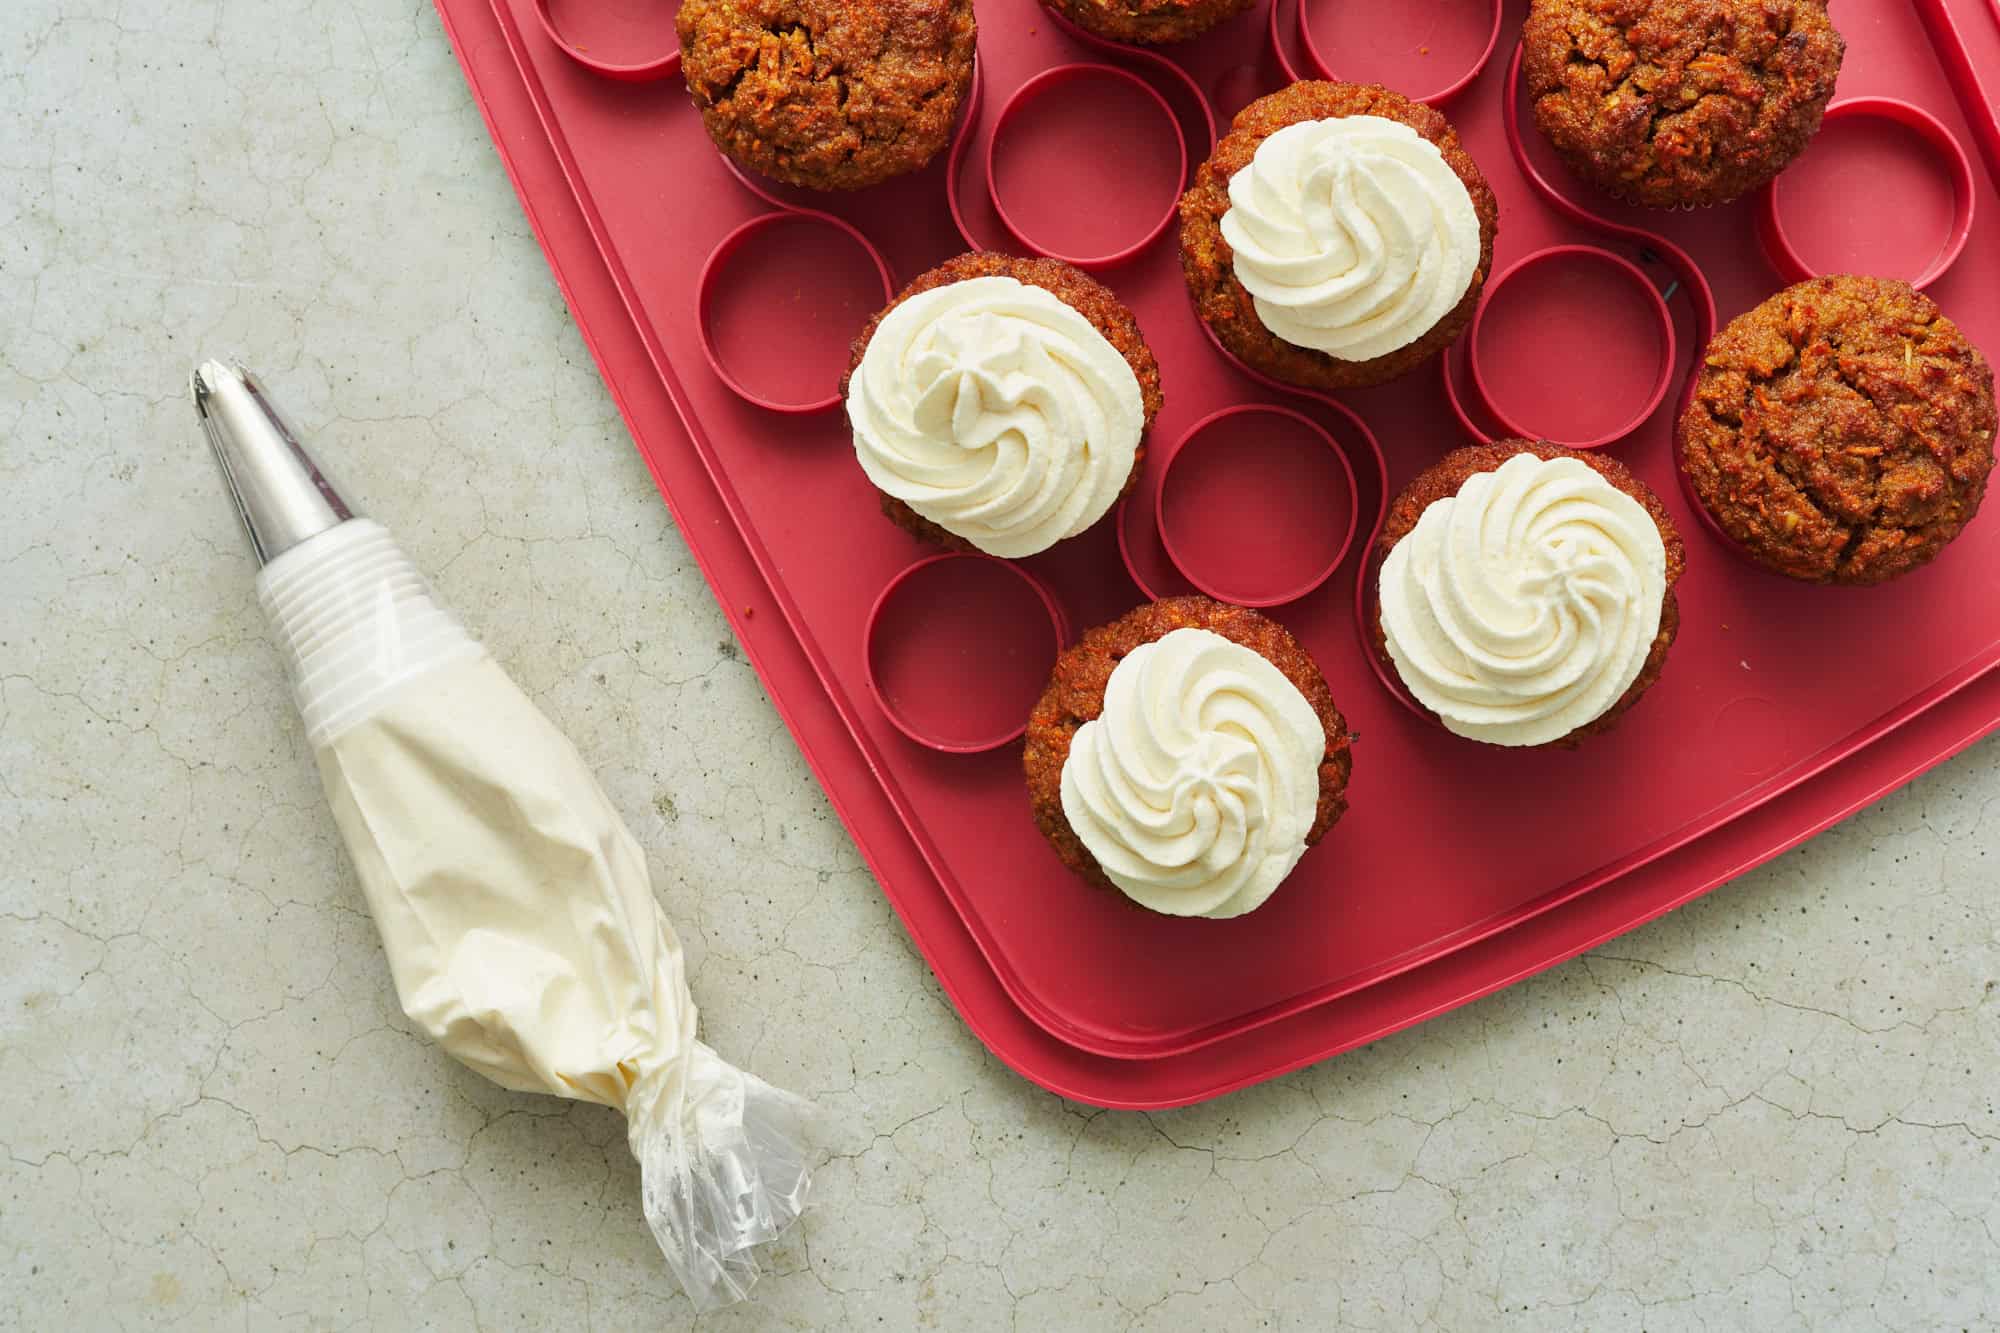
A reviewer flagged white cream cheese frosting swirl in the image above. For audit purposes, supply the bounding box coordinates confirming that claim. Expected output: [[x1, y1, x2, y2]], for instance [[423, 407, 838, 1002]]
[[1379, 453, 1669, 748], [847, 275, 1145, 558], [1059, 628, 1326, 919], [1221, 115, 1481, 363]]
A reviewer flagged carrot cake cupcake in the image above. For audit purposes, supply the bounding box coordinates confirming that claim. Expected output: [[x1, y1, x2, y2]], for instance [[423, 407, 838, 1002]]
[[1024, 596, 1352, 919], [1374, 442, 1684, 748], [1040, 0, 1254, 44], [1522, 0, 1844, 208], [1178, 80, 1498, 391], [1678, 275, 1996, 584], [843, 252, 1162, 557], [678, 0, 977, 190]]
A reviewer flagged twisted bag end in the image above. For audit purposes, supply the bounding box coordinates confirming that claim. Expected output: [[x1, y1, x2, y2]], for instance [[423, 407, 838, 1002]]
[[632, 1042, 817, 1310]]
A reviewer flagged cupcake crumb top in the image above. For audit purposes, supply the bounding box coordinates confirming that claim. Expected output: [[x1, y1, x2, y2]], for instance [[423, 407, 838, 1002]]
[[1679, 275, 1997, 584], [679, 0, 977, 190], [1522, 0, 1844, 207]]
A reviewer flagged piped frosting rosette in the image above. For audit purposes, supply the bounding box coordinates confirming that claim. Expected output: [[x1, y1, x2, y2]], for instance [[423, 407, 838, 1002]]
[[1379, 453, 1668, 747], [1221, 115, 1481, 362], [1059, 628, 1326, 918], [848, 276, 1145, 558]]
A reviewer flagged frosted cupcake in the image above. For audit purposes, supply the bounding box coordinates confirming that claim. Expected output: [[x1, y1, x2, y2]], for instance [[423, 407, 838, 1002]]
[[842, 253, 1162, 558], [1024, 596, 1353, 919], [1178, 80, 1498, 391], [1373, 442, 1684, 748]]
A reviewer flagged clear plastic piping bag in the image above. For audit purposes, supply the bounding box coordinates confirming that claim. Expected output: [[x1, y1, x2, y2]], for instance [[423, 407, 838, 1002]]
[[196, 360, 814, 1309]]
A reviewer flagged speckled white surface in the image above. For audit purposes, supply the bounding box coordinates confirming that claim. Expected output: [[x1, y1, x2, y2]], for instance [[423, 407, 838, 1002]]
[[5, 1, 2000, 1328]]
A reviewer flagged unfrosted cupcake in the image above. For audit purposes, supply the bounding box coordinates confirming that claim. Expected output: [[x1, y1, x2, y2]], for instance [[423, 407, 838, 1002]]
[[842, 252, 1162, 557], [1178, 80, 1498, 391], [1024, 596, 1353, 919], [1679, 276, 1996, 584], [678, 0, 977, 190], [1374, 442, 1684, 748], [1523, 0, 1844, 208]]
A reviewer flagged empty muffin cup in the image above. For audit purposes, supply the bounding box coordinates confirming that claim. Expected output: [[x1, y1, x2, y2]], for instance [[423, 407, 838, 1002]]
[[531, 0, 680, 82], [1297, 0, 1504, 106], [1467, 246, 1676, 450], [864, 554, 1069, 753], [1758, 97, 1974, 292], [985, 64, 1187, 268], [1154, 405, 1358, 608], [696, 212, 894, 414]]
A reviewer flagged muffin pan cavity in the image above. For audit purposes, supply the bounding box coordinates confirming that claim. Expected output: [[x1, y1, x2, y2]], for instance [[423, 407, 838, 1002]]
[[531, 0, 679, 81], [864, 554, 1068, 753], [1758, 98, 1975, 292], [1296, 0, 1503, 106], [695, 212, 894, 413], [985, 65, 1187, 268], [1154, 405, 1357, 607], [1466, 246, 1675, 450]]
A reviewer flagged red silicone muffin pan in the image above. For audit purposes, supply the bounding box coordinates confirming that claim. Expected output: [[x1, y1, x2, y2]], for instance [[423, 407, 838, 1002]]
[[434, 0, 2000, 1107]]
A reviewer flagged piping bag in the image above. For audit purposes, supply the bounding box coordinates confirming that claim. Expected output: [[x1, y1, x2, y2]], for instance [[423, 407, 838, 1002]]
[[194, 361, 814, 1309]]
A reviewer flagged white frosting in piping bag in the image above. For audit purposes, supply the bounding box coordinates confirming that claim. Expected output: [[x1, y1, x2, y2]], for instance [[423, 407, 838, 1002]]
[[1221, 115, 1481, 362], [1059, 628, 1326, 919], [847, 276, 1145, 558], [259, 520, 812, 1310], [1379, 453, 1668, 747]]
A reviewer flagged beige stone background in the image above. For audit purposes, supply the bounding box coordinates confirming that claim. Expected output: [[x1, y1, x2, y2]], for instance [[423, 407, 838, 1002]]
[[5, 1, 2000, 1328]]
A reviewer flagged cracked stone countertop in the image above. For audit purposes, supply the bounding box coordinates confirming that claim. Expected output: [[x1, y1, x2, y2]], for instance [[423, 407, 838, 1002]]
[[6, 2, 2000, 1329]]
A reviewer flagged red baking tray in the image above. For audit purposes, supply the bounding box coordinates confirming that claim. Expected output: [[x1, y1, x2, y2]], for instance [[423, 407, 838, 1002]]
[[433, 0, 2000, 1106]]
